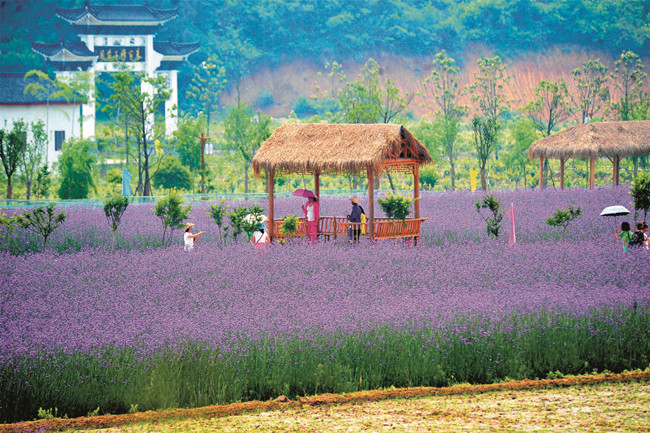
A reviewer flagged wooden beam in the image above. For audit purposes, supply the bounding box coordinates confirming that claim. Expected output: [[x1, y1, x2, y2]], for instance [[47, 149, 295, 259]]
[[414, 163, 420, 219], [367, 166, 374, 239], [539, 157, 544, 189], [382, 158, 421, 167], [267, 169, 275, 239], [560, 158, 565, 190], [589, 157, 595, 189]]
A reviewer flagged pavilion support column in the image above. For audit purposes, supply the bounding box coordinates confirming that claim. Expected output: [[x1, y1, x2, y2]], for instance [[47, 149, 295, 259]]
[[413, 163, 420, 219], [613, 155, 620, 186], [367, 166, 375, 239], [539, 157, 544, 189], [560, 158, 565, 190], [267, 169, 275, 240], [589, 157, 595, 189], [314, 171, 320, 201]]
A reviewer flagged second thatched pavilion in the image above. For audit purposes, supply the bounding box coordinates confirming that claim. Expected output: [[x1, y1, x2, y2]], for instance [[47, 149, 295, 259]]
[[252, 123, 433, 241]]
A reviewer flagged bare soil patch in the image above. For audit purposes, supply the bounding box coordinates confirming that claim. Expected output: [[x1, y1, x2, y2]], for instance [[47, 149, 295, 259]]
[[3, 371, 649, 432]]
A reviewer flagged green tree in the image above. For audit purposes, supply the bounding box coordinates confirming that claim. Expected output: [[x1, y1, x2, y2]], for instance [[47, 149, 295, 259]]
[[33, 164, 51, 199], [208, 197, 230, 247], [503, 118, 540, 189], [525, 79, 572, 137], [630, 171, 650, 223], [103, 194, 129, 251], [469, 55, 509, 118], [546, 205, 582, 240], [14, 203, 66, 248], [153, 191, 192, 247], [422, 50, 467, 190], [610, 50, 646, 121], [57, 139, 95, 200], [20, 120, 48, 200], [172, 115, 206, 172], [475, 194, 504, 239], [223, 103, 271, 193], [23, 70, 65, 135], [472, 116, 500, 191], [186, 55, 226, 136], [0, 123, 28, 199], [153, 156, 193, 191], [108, 72, 172, 196], [571, 59, 609, 123]]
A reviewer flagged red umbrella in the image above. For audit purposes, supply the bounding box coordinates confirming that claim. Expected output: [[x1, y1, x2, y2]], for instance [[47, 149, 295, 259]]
[[292, 189, 317, 199]]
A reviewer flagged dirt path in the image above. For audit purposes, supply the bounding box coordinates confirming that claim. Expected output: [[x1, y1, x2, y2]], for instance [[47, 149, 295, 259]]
[[3, 372, 649, 432]]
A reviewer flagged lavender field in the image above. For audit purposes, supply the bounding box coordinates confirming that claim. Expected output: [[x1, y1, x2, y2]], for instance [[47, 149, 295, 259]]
[[1, 187, 649, 423]]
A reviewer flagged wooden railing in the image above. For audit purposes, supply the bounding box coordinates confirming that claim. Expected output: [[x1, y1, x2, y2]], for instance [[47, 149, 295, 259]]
[[271, 217, 427, 242]]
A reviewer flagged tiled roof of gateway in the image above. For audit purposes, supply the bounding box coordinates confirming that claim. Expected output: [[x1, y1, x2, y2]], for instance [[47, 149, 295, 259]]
[[153, 41, 200, 56], [55, 3, 178, 23], [31, 41, 97, 58], [0, 73, 83, 105]]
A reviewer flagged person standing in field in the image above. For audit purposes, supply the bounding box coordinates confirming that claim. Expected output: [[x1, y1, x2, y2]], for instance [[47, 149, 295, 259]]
[[302, 196, 319, 243], [184, 222, 205, 251], [348, 196, 362, 242], [251, 219, 269, 251], [614, 221, 633, 251]]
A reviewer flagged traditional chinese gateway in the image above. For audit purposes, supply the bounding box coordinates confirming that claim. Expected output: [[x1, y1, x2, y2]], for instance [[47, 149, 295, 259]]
[[28, 1, 199, 163]]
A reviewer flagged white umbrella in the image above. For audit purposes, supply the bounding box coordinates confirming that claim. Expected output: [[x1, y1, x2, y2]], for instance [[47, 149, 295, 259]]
[[600, 205, 630, 229], [599, 205, 630, 217]]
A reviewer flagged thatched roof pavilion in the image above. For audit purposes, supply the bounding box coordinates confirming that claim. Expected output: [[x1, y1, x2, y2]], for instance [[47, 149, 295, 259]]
[[528, 120, 650, 188], [252, 123, 432, 239]]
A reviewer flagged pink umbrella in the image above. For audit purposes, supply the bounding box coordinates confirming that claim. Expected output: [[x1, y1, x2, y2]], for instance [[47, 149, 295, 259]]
[[292, 189, 317, 199]]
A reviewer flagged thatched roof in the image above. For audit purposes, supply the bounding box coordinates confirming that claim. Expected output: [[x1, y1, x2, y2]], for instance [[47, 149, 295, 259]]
[[252, 123, 432, 177], [528, 120, 650, 160]]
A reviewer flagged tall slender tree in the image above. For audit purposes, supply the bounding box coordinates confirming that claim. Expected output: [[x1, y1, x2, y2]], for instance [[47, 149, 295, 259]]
[[422, 50, 467, 190], [472, 116, 500, 191], [186, 55, 226, 136], [20, 120, 47, 199], [571, 59, 609, 123], [525, 78, 572, 137], [0, 123, 27, 199], [610, 50, 646, 121], [223, 103, 270, 193]]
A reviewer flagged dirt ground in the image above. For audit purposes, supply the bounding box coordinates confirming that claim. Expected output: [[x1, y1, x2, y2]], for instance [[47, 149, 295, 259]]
[[3, 372, 649, 433]]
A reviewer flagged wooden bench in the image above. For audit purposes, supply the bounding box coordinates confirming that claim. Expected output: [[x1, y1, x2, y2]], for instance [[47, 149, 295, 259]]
[[271, 217, 307, 240]]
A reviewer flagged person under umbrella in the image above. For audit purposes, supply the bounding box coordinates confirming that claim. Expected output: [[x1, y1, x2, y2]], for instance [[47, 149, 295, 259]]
[[301, 194, 319, 243]]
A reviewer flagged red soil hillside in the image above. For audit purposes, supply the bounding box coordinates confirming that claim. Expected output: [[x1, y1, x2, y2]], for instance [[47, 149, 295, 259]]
[[220, 45, 650, 120]]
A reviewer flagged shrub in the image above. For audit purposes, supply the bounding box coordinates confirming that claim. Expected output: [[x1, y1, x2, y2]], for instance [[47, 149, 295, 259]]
[[208, 198, 230, 247], [153, 191, 192, 247], [378, 193, 413, 223], [280, 214, 299, 235], [630, 172, 650, 223], [14, 203, 66, 248], [546, 204, 582, 240], [103, 194, 129, 251], [475, 194, 504, 238], [153, 156, 193, 191]]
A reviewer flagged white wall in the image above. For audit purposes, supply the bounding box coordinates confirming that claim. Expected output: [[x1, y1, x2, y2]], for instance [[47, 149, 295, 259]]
[[0, 103, 83, 167]]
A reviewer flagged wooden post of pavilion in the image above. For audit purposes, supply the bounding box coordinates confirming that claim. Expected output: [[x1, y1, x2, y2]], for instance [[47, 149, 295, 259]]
[[314, 170, 320, 200], [613, 155, 620, 186], [589, 157, 595, 189], [560, 158, 565, 190], [267, 169, 275, 239], [367, 166, 374, 238], [539, 157, 544, 189], [413, 162, 420, 218]]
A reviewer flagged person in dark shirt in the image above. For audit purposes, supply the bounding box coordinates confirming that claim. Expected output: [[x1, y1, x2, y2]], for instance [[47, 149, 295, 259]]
[[348, 196, 362, 242]]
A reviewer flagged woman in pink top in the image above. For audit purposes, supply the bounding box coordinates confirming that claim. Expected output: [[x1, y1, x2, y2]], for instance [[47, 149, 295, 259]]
[[302, 196, 319, 243]]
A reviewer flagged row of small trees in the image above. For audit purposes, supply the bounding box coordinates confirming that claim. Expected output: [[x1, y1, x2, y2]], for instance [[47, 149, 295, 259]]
[[476, 172, 650, 240]]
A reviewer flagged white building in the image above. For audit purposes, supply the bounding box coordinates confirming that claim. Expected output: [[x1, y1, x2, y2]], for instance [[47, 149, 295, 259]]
[[0, 73, 86, 167]]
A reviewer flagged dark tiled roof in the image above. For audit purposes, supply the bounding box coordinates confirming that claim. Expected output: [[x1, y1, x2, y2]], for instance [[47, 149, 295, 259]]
[[55, 4, 178, 23], [0, 73, 84, 105], [157, 60, 184, 70], [32, 41, 97, 58], [153, 41, 200, 56]]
